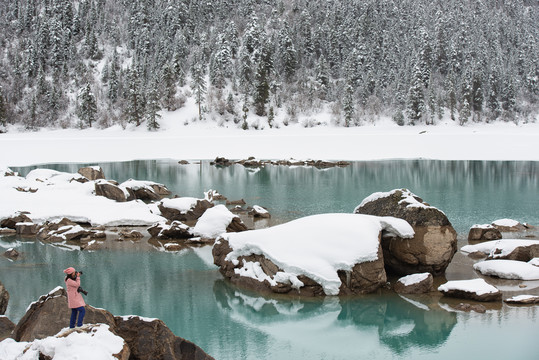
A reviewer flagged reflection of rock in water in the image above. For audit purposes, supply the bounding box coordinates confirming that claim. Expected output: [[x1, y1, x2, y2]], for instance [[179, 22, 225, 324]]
[[338, 293, 457, 354]]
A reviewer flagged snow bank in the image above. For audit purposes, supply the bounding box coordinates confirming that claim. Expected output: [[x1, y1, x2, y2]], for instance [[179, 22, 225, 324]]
[[461, 239, 539, 258], [529, 258, 539, 267], [0, 169, 164, 226], [0, 324, 125, 360], [220, 213, 414, 295], [437, 278, 499, 296], [1, 121, 538, 167], [473, 260, 539, 280], [192, 204, 237, 238]]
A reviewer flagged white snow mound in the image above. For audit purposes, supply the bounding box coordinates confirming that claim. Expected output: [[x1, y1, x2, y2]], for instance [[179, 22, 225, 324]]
[[437, 278, 499, 296], [220, 213, 414, 296], [192, 204, 237, 238], [473, 260, 539, 280]]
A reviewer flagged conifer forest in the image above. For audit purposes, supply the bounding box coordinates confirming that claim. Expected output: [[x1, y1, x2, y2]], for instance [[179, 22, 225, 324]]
[[0, 0, 537, 130]]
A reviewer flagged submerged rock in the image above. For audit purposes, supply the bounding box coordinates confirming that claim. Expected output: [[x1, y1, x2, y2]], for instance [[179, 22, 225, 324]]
[[354, 189, 457, 276], [3, 248, 20, 260]]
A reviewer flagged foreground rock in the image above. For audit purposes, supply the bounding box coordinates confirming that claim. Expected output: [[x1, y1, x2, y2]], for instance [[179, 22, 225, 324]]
[[468, 224, 502, 242], [213, 213, 414, 296], [78, 166, 105, 180], [4, 324, 130, 360], [354, 189, 457, 276], [0, 281, 9, 315], [438, 279, 502, 302], [9, 287, 214, 359]]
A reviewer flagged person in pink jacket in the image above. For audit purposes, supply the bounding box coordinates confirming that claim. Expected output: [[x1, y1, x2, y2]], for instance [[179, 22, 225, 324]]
[[63, 267, 86, 328]]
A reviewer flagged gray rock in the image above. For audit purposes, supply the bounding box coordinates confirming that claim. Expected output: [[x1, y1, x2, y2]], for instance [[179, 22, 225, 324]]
[[0, 213, 32, 229], [3, 248, 20, 260], [354, 189, 457, 276], [158, 199, 214, 222]]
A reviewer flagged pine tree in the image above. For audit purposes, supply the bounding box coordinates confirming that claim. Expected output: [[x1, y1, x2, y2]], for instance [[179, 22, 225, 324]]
[[77, 82, 97, 127], [145, 86, 161, 131], [407, 65, 424, 124], [161, 64, 177, 111], [459, 97, 470, 125], [125, 67, 144, 126], [0, 87, 7, 127], [254, 59, 270, 116], [191, 61, 206, 121], [343, 84, 355, 127]]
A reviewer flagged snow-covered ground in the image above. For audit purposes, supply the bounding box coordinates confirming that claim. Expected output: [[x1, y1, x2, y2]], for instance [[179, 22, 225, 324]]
[[1, 115, 538, 167]]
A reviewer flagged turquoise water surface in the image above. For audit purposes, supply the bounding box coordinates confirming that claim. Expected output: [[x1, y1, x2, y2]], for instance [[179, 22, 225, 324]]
[[2, 160, 538, 359]]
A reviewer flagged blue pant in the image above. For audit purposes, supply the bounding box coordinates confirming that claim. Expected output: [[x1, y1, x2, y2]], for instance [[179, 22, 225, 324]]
[[70, 306, 86, 328]]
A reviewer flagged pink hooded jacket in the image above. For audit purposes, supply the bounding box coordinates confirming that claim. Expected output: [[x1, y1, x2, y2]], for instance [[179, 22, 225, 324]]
[[65, 276, 86, 309]]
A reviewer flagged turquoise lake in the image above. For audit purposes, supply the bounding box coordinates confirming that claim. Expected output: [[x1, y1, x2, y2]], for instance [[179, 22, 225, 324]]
[[1, 160, 538, 359]]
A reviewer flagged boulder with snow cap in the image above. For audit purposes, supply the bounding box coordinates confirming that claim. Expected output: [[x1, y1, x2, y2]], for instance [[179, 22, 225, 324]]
[[77, 166, 105, 180], [491, 218, 528, 232], [394, 273, 434, 294], [113, 315, 214, 360], [95, 180, 129, 202], [504, 295, 539, 304], [213, 213, 415, 296], [354, 189, 457, 276], [15, 221, 40, 236], [467, 224, 502, 242], [0, 213, 32, 229], [248, 205, 271, 219], [120, 179, 170, 201], [461, 239, 539, 262], [12, 287, 116, 342], [158, 197, 214, 222], [438, 279, 502, 302], [148, 221, 193, 239], [3, 248, 20, 260]]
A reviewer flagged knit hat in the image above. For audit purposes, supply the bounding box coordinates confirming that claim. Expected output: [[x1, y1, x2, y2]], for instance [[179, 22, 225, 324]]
[[63, 267, 76, 274]]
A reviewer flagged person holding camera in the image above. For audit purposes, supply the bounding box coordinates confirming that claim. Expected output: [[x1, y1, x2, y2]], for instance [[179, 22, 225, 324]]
[[63, 267, 86, 328]]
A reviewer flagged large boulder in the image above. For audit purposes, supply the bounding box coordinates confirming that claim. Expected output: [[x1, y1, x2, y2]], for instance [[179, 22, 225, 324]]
[[213, 214, 414, 296], [114, 315, 214, 360], [158, 198, 214, 222], [354, 189, 457, 276], [78, 166, 105, 180], [0, 281, 9, 315], [12, 287, 116, 342]]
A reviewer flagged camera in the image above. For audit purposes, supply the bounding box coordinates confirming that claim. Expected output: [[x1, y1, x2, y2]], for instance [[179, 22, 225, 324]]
[[77, 286, 88, 296], [78, 271, 83, 275]]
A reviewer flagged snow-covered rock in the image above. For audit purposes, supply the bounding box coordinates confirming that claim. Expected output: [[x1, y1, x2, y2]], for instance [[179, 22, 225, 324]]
[[491, 218, 528, 232], [438, 278, 502, 302], [148, 220, 192, 239], [354, 189, 457, 275], [213, 213, 414, 296], [249, 205, 271, 219], [158, 197, 213, 222], [1, 324, 130, 360], [467, 224, 502, 242], [473, 259, 539, 280], [530, 258, 539, 267], [192, 204, 247, 238], [394, 273, 433, 294], [461, 239, 539, 262], [504, 295, 539, 304], [77, 166, 105, 181]]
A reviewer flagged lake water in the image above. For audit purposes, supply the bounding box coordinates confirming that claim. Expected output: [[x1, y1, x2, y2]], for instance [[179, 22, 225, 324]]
[[2, 160, 538, 359]]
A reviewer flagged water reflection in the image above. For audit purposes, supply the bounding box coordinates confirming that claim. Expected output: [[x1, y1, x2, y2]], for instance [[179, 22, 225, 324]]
[[213, 280, 457, 358]]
